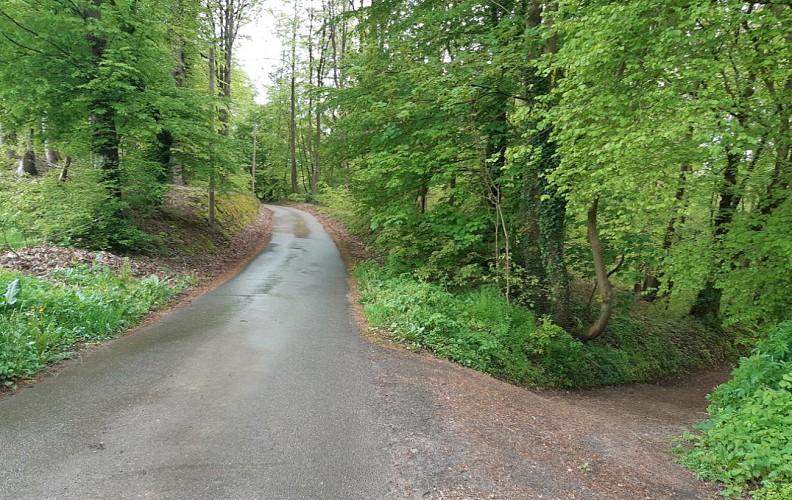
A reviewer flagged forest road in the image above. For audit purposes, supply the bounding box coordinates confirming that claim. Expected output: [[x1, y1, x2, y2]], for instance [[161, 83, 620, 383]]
[[0, 205, 398, 499], [0, 205, 726, 499]]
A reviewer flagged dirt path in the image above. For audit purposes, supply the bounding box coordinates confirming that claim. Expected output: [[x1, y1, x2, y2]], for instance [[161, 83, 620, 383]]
[[372, 348, 728, 499]]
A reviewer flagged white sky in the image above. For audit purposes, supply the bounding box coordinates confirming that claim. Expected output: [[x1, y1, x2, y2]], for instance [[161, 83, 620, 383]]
[[237, 4, 285, 104]]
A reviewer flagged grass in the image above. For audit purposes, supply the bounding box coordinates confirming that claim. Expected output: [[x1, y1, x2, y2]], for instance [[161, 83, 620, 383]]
[[0, 263, 188, 385], [139, 186, 260, 257], [0, 185, 261, 387]]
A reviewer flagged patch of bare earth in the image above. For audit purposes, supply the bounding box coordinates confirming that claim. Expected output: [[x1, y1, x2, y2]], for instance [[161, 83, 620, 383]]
[[301, 203, 728, 499]]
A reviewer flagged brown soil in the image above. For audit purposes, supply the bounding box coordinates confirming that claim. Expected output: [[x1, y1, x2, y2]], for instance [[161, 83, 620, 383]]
[[0, 207, 273, 284]]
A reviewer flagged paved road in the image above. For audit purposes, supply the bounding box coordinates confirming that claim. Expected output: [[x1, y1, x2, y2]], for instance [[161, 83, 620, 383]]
[[0, 206, 396, 499]]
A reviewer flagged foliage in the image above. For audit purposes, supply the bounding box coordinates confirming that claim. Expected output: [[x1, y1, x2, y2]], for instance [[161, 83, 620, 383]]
[[314, 185, 363, 230], [0, 264, 185, 384], [679, 321, 792, 497], [357, 262, 736, 389], [0, 0, 256, 250], [1, 166, 155, 251], [549, 0, 792, 326]]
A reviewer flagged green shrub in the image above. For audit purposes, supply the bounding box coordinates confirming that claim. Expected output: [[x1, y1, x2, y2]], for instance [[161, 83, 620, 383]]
[[0, 265, 185, 385], [357, 263, 737, 389], [679, 321, 792, 497], [0, 169, 155, 251]]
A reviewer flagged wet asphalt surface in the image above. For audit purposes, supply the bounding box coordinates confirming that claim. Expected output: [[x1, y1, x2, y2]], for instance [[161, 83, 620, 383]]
[[0, 206, 397, 499]]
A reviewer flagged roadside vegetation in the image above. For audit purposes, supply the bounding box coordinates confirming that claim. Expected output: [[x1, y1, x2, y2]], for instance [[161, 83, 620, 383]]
[[678, 322, 792, 499], [314, 187, 743, 389], [0, 184, 260, 388], [0, 265, 183, 384]]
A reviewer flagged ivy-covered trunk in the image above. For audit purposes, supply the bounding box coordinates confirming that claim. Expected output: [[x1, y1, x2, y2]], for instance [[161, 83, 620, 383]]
[[536, 130, 573, 329], [690, 150, 743, 323]]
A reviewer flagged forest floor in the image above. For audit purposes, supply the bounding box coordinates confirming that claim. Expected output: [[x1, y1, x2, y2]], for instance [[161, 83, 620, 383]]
[[1, 202, 729, 498]]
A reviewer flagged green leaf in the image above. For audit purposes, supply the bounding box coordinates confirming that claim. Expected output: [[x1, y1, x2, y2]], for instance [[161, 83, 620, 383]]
[[5, 279, 20, 306]]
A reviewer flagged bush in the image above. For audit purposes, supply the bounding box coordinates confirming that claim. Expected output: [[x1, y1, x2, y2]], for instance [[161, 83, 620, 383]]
[[357, 264, 738, 389], [678, 321, 792, 497], [0, 169, 155, 251]]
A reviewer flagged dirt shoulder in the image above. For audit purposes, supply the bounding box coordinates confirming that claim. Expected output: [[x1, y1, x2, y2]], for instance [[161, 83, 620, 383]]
[[298, 202, 728, 499]]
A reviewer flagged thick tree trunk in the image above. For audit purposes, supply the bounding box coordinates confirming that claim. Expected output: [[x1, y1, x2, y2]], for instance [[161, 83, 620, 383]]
[[535, 128, 573, 329], [519, 1, 572, 328], [86, 0, 121, 197]]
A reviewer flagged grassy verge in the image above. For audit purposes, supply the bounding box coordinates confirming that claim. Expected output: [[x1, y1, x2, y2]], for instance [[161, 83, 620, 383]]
[[138, 187, 261, 257], [356, 263, 740, 389], [1, 186, 262, 388], [0, 263, 188, 385]]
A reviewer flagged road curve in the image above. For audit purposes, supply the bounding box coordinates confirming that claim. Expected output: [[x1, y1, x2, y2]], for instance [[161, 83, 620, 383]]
[[0, 205, 396, 499]]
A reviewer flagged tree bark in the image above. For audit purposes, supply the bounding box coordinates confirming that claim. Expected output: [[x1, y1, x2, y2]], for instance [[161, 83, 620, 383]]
[[289, 0, 299, 194], [208, 45, 217, 227], [251, 123, 257, 195], [58, 156, 72, 182], [16, 149, 37, 176], [690, 150, 742, 322], [86, 0, 121, 197], [577, 197, 612, 341]]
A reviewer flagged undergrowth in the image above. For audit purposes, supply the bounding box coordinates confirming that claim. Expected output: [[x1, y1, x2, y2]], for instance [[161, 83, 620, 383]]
[[356, 263, 738, 389], [677, 321, 792, 498], [140, 187, 260, 257], [0, 262, 187, 385]]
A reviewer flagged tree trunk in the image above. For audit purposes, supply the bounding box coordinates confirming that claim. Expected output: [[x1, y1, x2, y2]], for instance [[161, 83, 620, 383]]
[[639, 163, 691, 299], [289, 0, 299, 195], [208, 45, 217, 227], [577, 197, 612, 341], [86, 0, 121, 197], [16, 149, 37, 176], [417, 183, 427, 214], [58, 156, 72, 182], [44, 144, 60, 167], [536, 129, 573, 329], [690, 150, 742, 322], [251, 124, 257, 195], [519, 2, 572, 328]]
